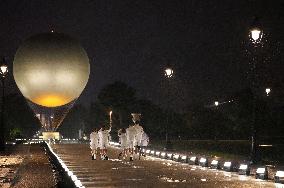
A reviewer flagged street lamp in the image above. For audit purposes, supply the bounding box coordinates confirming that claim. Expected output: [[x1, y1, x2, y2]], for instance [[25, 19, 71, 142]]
[[0, 58, 8, 152], [164, 66, 174, 150], [213, 101, 219, 140], [248, 17, 263, 164]]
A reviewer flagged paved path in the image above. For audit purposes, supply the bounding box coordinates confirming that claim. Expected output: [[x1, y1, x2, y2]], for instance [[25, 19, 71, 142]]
[[51, 144, 278, 188], [1, 144, 56, 188]]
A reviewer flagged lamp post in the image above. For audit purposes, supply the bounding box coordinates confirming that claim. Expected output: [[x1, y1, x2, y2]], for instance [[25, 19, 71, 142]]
[[164, 66, 174, 150], [248, 17, 263, 164], [0, 58, 8, 152], [214, 101, 219, 140]]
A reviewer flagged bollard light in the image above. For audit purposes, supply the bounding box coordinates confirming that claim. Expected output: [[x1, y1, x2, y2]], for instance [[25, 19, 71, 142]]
[[223, 161, 233, 172], [255, 167, 268, 180], [150, 150, 155, 156], [189, 156, 198, 165], [275, 171, 284, 184], [238, 164, 250, 176], [180, 155, 188, 163], [166, 153, 173, 160], [160, 152, 166, 158], [173, 154, 180, 162], [155, 151, 161, 157], [210, 160, 220, 169], [199, 157, 208, 167]]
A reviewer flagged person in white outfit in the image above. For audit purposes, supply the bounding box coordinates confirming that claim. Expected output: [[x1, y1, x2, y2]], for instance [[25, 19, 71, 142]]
[[98, 125, 111, 160], [126, 124, 136, 161], [141, 132, 149, 147], [133, 121, 144, 153], [118, 128, 128, 160], [90, 128, 99, 160], [140, 132, 149, 157]]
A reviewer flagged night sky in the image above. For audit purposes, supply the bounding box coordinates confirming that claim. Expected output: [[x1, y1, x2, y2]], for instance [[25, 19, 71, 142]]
[[1, 0, 284, 111]]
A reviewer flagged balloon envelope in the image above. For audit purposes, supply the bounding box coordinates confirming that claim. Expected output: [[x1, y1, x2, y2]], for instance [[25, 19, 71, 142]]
[[13, 33, 90, 107]]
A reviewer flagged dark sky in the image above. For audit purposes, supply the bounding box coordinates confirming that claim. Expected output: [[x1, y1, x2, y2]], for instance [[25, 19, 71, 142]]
[[1, 0, 284, 111]]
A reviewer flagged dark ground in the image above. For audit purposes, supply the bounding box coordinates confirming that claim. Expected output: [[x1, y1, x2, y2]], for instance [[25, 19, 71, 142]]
[[0, 144, 57, 188]]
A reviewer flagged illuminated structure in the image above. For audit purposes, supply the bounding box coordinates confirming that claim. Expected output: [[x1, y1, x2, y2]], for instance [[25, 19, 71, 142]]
[[13, 33, 90, 133]]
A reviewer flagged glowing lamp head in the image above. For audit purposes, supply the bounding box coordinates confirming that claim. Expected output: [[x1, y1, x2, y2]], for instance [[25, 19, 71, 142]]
[[0, 59, 8, 77], [256, 167, 266, 174], [190, 156, 196, 161], [165, 67, 174, 78], [265, 88, 271, 96], [250, 27, 263, 44], [200, 157, 207, 163], [251, 29, 261, 41], [224, 162, 232, 167], [239, 164, 248, 170], [214, 101, 219, 106], [276, 171, 284, 178], [211, 160, 218, 165], [13, 33, 90, 107]]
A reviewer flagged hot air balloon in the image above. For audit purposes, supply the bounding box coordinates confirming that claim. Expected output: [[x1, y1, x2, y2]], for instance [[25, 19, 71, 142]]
[[13, 33, 90, 139]]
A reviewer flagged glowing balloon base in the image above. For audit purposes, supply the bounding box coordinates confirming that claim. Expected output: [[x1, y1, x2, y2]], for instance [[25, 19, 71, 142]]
[[42, 132, 60, 140], [28, 99, 76, 132]]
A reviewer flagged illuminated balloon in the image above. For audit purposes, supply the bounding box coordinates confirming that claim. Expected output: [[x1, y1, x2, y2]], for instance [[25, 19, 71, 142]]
[[13, 32, 90, 107], [13, 33, 90, 131]]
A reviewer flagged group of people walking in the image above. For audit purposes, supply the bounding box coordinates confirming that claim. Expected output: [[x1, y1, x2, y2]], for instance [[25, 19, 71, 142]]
[[118, 121, 149, 161], [89, 120, 149, 161], [89, 125, 112, 160]]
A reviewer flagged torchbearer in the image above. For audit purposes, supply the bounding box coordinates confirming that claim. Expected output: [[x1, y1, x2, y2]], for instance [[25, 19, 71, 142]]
[[98, 125, 112, 160], [90, 128, 99, 160]]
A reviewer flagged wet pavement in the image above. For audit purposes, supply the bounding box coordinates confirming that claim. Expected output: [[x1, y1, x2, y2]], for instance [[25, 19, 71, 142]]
[[51, 143, 282, 188]]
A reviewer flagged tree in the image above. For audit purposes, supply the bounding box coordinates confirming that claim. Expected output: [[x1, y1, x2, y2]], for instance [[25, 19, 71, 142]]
[[97, 81, 136, 128], [5, 93, 40, 139]]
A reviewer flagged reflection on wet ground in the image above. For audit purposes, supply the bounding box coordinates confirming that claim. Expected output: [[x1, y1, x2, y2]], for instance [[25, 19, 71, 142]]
[[51, 144, 278, 187]]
